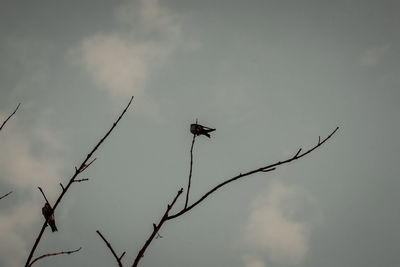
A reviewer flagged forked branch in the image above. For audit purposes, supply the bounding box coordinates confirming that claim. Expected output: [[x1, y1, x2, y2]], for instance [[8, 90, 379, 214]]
[[24, 96, 134, 267], [97, 230, 125, 267], [167, 126, 339, 220], [0, 103, 20, 131], [99, 126, 339, 267], [132, 188, 183, 267]]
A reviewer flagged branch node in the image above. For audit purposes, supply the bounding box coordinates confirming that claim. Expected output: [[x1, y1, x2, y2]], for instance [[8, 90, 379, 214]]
[[294, 148, 302, 158]]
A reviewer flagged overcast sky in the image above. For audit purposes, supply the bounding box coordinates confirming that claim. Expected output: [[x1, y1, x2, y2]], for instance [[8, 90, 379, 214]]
[[0, 0, 399, 266]]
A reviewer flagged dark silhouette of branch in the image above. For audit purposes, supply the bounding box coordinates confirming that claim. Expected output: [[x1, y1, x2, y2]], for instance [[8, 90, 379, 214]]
[[38, 187, 50, 206], [99, 126, 339, 267], [28, 247, 81, 267], [0, 191, 12, 200], [184, 134, 196, 208], [167, 126, 339, 220], [0, 103, 20, 131], [24, 96, 134, 267], [73, 178, 89, 183], [97, 230, 125, 267], [132, 188, 183, 267]]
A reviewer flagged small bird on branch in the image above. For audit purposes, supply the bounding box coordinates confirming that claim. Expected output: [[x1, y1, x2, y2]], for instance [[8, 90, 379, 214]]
[[190, 123, 216, 138], [42, 203, 58, 232]]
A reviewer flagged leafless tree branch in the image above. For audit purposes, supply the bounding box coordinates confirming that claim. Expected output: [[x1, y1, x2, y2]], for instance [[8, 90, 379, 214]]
[[28, 247, 81, 267], [184, 134, 196, 208], [0, 191, 13, 200], [97, 230, 124, 267], [24, 96, 134, 267], [97, 126, 338, 267], [73, 178, 89, 183], [0, 103, 20, 131], [38, 187, 50, 206], [132, 188, 183, 267], [167, 126, 339, 220]]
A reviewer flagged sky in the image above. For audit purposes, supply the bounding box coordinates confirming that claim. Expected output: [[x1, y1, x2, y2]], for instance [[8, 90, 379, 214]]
[[0, 0, 399, 266]]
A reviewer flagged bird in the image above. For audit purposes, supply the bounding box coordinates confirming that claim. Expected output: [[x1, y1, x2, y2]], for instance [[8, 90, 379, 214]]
[[190, 123, 216, 138], [42, 203, 58, 232]]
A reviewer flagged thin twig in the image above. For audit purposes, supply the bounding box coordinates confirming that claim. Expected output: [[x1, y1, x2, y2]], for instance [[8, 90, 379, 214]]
[[132, 188, 183, 267], [73, 178, 89, 183], [28, 247, 81, 267], [38, 187, 50, 206], [25, 96, 134, 267], [79, 158, 97, 172], [0, 103, 20, 131], [167, 127, 339, 220], [0, 191, 13, 200], [97, 230, 124, 267], [185, 134, 196, 208]]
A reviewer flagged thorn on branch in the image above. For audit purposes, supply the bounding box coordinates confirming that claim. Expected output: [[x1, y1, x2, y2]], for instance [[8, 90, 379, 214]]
[[318, 136, 321, 144], [60, 183, 65, 191], [153, 223, 157, 231]]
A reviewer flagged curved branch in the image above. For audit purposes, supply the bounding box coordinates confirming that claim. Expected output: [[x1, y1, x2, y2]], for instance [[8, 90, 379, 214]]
[[167, 127, 339, 220], [0, 103, 20, 131], [25, 96, 134, 267], [28, 247, 81, 267], [0, 191, 12, 200], [97, 230, 124, 267]]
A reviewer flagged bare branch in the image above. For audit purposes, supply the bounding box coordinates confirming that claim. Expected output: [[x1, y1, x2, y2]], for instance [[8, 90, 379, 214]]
[[96, 230, 124, 267], [119, 252, 126, 261], [0, 103, 20, 131], [294, 148, 302, 158], [25, 96, 134, 267], [185, 134, 196, 208], [132, 188, 183, 267], [73, 178, 89, 183], [0, 191, 13, 200], [38, 187, 50, 206], [167, 127, 339, 220], [28, 247, 81, 267]]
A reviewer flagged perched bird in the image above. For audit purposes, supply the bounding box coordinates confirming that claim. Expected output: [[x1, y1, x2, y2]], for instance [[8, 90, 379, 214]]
[[42, 203, 58, 232], [190, 123, 216, 138]]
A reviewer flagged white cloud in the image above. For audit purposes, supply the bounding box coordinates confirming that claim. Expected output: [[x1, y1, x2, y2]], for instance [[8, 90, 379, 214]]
[[0, 117, 66, 266], [242, 255, 267, 267], [0, 121, 64, 191], [0, 202, 41, 267], [241, 181, 313, 266], [361, 44, 390, 67], [79, 0, 182, 118]]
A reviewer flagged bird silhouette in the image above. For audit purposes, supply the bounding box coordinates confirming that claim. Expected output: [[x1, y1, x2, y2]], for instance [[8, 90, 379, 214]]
[[42, 203, 58, 232], [190, 123, 216, 138]]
